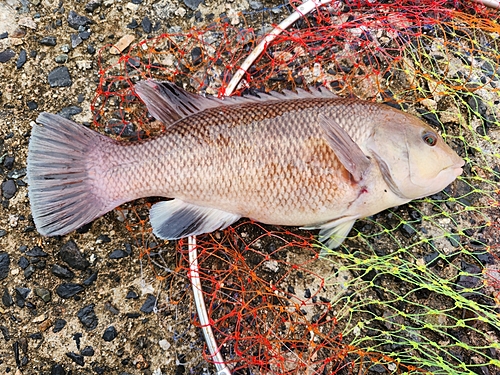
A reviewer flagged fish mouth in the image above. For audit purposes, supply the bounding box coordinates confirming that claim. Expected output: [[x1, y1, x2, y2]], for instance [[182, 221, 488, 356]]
[[448, 159, 465, 177]]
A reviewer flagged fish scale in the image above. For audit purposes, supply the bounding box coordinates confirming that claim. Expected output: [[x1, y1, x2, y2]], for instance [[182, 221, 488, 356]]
[[99, 98, 362, 224]]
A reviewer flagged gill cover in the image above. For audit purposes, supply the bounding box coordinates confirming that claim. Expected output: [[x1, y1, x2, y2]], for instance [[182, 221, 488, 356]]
[[367, 109, 464, 200]]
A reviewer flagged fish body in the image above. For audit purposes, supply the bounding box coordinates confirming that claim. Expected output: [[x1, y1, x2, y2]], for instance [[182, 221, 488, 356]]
[[27, 81, 464, 248]]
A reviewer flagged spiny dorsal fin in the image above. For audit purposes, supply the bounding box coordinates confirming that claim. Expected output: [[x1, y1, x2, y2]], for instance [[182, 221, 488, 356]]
[[134, 80, 339, 126]]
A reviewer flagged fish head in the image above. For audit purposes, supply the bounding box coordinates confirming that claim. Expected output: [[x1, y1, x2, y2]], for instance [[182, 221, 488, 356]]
[[367, 108, 464, 199]]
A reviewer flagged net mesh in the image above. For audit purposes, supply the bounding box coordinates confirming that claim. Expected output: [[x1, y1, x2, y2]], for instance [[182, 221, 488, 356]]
[[91, 0, 500, 373]]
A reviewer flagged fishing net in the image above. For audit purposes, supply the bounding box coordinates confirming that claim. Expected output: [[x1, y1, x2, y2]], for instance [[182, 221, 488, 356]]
[[91, 0, 500, 373]]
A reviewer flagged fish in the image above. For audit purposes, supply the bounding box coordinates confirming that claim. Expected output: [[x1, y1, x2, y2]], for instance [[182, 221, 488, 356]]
[[26, 80, 464, 249]]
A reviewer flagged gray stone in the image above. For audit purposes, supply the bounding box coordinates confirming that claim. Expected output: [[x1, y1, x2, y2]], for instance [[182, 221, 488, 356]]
[[1, 180, 17, 199], [48, 66, 72, 87], [183, 0, 203, 11], [68, 10, 93, 30], [0, 252, 10, 280]]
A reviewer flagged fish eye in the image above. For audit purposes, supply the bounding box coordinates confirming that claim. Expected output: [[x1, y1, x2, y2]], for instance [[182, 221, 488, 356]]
[[422, 132, 437, 146]]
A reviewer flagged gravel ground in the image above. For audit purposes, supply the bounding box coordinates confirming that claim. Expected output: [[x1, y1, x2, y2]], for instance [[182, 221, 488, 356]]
[[1, 1, 499, 375], [0, 0, 283, 374]]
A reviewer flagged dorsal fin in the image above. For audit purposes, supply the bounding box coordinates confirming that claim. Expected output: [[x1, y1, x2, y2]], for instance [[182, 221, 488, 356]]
[[134, 80, 223, 126], [134, 80, 339, 126]]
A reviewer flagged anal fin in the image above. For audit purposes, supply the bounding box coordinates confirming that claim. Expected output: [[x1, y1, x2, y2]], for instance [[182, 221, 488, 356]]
[[150, 199, 241, 240]]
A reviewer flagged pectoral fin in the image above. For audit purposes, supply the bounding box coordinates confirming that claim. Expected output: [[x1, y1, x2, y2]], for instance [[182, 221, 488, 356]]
[[150, 199, 241, 240], [302, 217, 357, 254], [318, 113, 371, 182]]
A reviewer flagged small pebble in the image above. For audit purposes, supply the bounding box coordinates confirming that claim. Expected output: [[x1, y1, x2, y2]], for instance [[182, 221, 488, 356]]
[[95, 234, 111, 244], [7, 169, 26, 179], [39, 36, 57, 46], [35, 287, 51, 303], [2, 288, 14, 307], [18, 16, 37, 29], [401, 224, 417, 237], [11, 27, 26, 38], [0, 252, 10, 280], [2, 180, 17, 199], [71, 34, 82, 48], [109, 249, 128, 259], [27, 101, 38, 110], [0, 229, 6, 237], [85, 0, 101, 13], [25, 246, 48, 257], [55, 54, 68, 64], [15, 287, 31, 308], [0, 32, 7, 39], [59, 240, 90, 270], [127, 19, 138, 29], [73, 332, 82, 349], [57, 106, 82, 119], [159, 339, 170, 351], [48, 66, 72, 87], [3, 156, 14, 170], [18, 256, 29, 270], [16, 49, 27, 69], [82, 271, 98, 286], [77, 304, 98, 330], [424, 251, 440, 265], [53, 318, 67, 333], [141, 16, 152, 33], [66, 352, 84, 366], [447, 234, 461, 247], [55, 283, 84, 299], [51, 364, 66, 375], [109, 34, 134, 55], [369, 364, 386, 373], [104, 302, 120, 315], [140, 294, 156, 313], [23, 265, 35, 279], [249, 0, 263, 10], [67, 10, 93, 30], [79, 30, 91, 40], [51, 264, 75, 279], [191, 47, 202, 66], [125, 243, 132, 256], [29, 332, 43, 339], [125, 290, 138, 299], [81, 346, 94, 356], [183, 0, 203, 10], [304, 288, 311, 299], [86, 44, 96, 54], [102, 326, 117, 341]]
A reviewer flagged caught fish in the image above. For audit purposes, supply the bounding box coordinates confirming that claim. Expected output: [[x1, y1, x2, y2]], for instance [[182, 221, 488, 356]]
[[27, 80, 464, 249]]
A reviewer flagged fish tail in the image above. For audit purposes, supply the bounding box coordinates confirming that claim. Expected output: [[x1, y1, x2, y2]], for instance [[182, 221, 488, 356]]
[[27, 113, 115, 236]]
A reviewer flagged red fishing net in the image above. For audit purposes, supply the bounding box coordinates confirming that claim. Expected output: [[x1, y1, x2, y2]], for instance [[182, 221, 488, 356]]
[[92, 1, 500, 373]]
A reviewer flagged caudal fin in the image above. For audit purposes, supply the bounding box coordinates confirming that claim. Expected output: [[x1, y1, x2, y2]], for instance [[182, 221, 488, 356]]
[[27, 113, 115, 236]]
